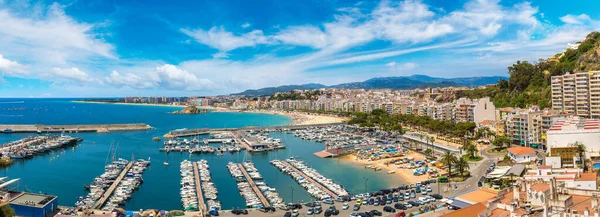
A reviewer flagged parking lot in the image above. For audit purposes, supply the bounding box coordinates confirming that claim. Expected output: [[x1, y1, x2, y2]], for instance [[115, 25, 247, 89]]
[[218, 181, 450, 217]]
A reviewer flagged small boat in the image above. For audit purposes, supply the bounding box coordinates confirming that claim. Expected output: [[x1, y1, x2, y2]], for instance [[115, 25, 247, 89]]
[[164, 162, 169, 166], [1, 128, 14, 133], [152, 137, 161, 141]]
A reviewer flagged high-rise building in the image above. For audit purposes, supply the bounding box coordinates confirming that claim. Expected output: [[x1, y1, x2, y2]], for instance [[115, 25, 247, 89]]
[[551, 71, 600, 118]]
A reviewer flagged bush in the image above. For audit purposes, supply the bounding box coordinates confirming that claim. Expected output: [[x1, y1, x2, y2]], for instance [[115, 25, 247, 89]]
[[0, 205, 14, 217], [504, 155, 510, 161], [169, 210, 185, 216], [424, 149, 433, 155]]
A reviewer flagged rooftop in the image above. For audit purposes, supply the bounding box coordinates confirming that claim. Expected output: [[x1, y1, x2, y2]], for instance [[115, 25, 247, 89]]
[[507, 146, 536, 156], [9, 192, 56, 208], [440, 202, 486, 217], [455, 188, 499, 204], [575, 172, 597, 181], [530, 183, 550, 192]]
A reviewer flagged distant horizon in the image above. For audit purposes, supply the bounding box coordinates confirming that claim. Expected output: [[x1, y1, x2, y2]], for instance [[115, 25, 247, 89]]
[[0, 0, 598, 97]]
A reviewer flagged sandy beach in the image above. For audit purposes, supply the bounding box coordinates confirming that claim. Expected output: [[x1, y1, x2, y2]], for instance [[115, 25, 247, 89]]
[[248, 110, 349, 125], [341, 151, 436, 184]]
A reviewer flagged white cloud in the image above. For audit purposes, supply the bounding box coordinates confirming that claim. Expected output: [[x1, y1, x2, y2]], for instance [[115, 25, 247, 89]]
[[273, 26, 329, 49], [49, 67, 96, 84], [181, 26, 271, 55], [153, 64, 216, 91], [105, 70, 156, 89], [560, 14, 591, 25], [386, 61, 418, 72], [0, 54, 27, 76], [241, 22, 251, 28], [0, 3, 115, 65]]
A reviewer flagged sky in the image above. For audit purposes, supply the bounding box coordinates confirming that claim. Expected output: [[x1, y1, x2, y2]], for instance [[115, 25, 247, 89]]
[[0, 0, 599, 97]]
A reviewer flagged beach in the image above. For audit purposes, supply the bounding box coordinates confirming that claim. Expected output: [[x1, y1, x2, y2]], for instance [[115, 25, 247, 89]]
[[340, 151, 436, 184], [244, 110, 349, 125], [75, 101, 347, 125]]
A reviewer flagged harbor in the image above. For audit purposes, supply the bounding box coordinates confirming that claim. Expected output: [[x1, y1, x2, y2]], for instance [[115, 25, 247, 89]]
[[0, 100, 397, 212], [0, 124, 153, 133]]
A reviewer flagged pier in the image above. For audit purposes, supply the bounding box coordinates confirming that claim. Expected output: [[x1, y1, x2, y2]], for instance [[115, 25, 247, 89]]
[[163, 123, 343, 138], [237, 163, 270, 207], [192, 162, 207, 216], [279, 161, 339, 198], [0, 124, 152, 134], [93, 161, 133, 209]]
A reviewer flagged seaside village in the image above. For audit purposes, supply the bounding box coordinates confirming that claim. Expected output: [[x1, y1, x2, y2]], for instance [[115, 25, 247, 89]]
[[3, 74, 600, 217]]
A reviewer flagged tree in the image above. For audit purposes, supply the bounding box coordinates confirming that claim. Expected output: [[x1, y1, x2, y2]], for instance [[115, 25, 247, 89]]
[[0, 205, 14, 217], [455, 157, 470, 178], [442, 152, 457, 178], [493, 136, 511, 150], [461, 140, 478, 159], [575, 142, 587, 171]]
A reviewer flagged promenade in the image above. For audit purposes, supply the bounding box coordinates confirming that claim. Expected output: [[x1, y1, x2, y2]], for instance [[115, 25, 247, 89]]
[[279, 161, 338, 198], [94, 162, 133, 209], [192, 162, 206, 216], [0, 124, 152, 133], [163, 123, 343, 138], [237, 163, 270, 207]]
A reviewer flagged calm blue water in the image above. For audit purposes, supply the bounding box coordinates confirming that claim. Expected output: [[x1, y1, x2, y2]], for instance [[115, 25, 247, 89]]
[[0, 99, 398, 211]]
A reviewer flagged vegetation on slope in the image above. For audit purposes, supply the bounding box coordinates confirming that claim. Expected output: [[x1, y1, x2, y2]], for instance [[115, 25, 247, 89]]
[[459, 31, 600, 108]]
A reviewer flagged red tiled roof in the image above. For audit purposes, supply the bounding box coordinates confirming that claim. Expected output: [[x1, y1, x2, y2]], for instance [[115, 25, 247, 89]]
[[576, 172, 597, 181], [507, 146, 536, 155], [530, 183, 550, 192]]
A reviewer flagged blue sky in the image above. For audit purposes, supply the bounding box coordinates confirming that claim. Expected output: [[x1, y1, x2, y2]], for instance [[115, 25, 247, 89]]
[[0, 0, 599, 97]]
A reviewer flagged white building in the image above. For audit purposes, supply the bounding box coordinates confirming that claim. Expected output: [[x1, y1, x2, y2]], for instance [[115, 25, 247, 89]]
[[507, 146, 537, 163], [524, 167, 597, 191], [546, 117, 600, 156]]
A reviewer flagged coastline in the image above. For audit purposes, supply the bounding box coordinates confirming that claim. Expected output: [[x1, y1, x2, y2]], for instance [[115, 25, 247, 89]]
[[74, 101, 347, 125], [338, 152, 434, 184], [72, 100, 186, 108]]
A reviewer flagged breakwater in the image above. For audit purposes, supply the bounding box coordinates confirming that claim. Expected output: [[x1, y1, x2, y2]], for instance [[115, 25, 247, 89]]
[[0, 124, 153, 133]]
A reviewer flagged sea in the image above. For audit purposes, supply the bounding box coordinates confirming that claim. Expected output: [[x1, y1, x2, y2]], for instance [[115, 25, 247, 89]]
[[0, 98, 400, 211]]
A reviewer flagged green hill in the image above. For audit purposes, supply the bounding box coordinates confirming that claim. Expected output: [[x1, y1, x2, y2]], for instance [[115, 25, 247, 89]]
[[458, 31, 600, 109]]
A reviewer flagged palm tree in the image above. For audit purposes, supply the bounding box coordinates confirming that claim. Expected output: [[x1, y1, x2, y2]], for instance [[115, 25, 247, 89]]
[[442, 151, 457, 177], [455, 157, 470, 178], [461, 140, 478, 159], [575, 142, 587, 171]]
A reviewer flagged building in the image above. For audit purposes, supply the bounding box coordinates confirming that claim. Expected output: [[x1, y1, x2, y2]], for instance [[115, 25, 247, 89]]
[[454, 97, 496, 123], [524, 167, 597, 190], [9, 192, 58, 217], [546, 117, 600, 160], [506, 146, 537, 163], [551, 71, 600, 119]]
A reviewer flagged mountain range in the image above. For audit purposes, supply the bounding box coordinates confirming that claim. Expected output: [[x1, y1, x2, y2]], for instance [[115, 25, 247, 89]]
[[232, 74, 507, 96]]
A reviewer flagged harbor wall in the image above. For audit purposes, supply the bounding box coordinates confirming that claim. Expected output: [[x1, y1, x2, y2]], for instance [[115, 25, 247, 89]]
[[0, 124, 153, 133]]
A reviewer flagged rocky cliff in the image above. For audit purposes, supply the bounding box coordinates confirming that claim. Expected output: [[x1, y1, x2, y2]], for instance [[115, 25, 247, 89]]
[[172, 105, 207, 114]]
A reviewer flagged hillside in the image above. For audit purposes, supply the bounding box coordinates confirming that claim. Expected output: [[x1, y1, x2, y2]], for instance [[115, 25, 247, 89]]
[[233, 75, 506, 96], [458, 31, 600, 109], [232, 83, 326, 96]]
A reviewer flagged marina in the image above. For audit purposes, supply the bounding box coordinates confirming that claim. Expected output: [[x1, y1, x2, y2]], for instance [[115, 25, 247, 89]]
[[180, 160, 199, 211], [102, 159, 149, 211], [0, 135, 82, 160], [0, 99, 396, 211], [237, 163, 270, 207], [271, 159, 333, 200], [227, 163, 264, 208], [75, 159, 131, 210], [241, 162, 285, 209], [192, 161, 207, 213], [197, 160, 221, 214]]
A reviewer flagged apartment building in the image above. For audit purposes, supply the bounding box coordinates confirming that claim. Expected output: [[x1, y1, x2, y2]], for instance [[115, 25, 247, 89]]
[[454, 97, 496, 123], [552, 71, 600, 119]]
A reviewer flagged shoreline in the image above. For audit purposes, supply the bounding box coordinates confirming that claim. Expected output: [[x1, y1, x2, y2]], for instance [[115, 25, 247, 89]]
[[72, 100, 186, 108], [338, 152, 434, 184], [74, 101, 347, 126]]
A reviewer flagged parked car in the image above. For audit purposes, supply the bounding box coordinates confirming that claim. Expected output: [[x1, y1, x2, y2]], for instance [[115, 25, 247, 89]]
[[383, 206, 396, 213]]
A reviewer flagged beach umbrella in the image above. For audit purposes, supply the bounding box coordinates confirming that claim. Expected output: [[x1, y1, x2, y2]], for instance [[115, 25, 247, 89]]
[[125, 211, 135, 217]]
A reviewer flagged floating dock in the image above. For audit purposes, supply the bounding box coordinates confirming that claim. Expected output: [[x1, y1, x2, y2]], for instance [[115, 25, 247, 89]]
[[237, 163, 271, 207], [0, 124, 152, 133], [313, 151, 337, 158], [192, 162, 207, 215], [93, 161, 134, 209], [163, 123, 343, 138], [279, 161, 339, 198]]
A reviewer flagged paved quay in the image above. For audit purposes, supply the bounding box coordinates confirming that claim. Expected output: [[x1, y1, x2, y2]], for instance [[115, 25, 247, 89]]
[[93, 162, 134, 209], [192, 162, 207, 216], [237, 163, 271, 207], [0, 124, 153, 133], [279, 161, 339, 198]]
